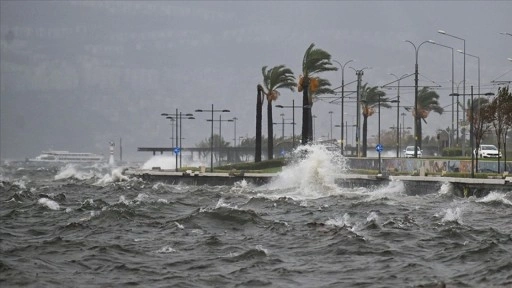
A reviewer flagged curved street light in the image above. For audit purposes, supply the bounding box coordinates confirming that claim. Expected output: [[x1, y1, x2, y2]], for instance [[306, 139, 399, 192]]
[[389, 73, 408, 157], [404, 39, 430, 158], [427, 40, 455, 147], [438, 29, 467, 155]]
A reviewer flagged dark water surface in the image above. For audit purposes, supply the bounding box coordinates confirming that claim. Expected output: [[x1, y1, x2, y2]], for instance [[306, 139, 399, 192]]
[[2, 149, 512, 287]]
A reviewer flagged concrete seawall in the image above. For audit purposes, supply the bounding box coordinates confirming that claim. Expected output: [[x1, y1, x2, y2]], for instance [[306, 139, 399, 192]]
[[124, 168, 512, 198], [124, 169, 275, 186]]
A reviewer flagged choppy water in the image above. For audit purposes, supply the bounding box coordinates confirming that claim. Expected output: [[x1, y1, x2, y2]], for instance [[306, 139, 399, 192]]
[[1, 145, 512, 287]]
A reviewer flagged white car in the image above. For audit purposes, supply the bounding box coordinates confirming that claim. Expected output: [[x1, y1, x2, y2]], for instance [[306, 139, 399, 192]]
[[404, 146, 422, 158], [476, 144, 502, 158]]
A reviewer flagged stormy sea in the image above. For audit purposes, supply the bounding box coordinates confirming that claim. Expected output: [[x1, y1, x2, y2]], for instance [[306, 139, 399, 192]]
[[1, 145, 511, 288]]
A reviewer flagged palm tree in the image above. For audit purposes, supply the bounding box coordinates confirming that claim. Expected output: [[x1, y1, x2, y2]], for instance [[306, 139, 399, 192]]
[[360, 84, 389, 157], [298, 43, 337, 145], [261, 65, 296, 160], [255, 85, 264, 162], [413, 87, 444, 148]]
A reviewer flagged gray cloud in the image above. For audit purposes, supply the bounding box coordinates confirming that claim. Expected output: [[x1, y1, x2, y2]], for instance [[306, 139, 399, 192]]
[[1, 1, 511, 161]]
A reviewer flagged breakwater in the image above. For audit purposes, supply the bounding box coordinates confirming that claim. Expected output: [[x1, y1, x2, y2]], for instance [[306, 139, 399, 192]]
[[124, 168, 512, 198]]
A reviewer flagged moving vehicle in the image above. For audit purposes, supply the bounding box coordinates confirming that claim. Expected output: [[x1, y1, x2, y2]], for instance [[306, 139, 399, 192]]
[[404, 146, 422, 158], [29, 150, 104, 163], [475, 144, 502, 158]]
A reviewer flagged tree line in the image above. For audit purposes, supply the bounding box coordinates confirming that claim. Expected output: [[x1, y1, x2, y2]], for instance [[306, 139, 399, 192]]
[[254, 43, 444, 162]]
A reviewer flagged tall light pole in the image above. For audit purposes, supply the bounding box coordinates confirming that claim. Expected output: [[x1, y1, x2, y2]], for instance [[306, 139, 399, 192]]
[[450, 80, 464, 147], [428, 40, 455, 147], [405, 40, 430, 158], [333, 59, 354, 155], [450, 89, 494, 177], [458, 50, 480, 104], [207, 115, 234, 165], [401, 112, 406, 156], [328, 111, 333, 141], [166, 114, 195, 169], [349, 66, 370, 157], [161, 110, 180, 171], [312, 115, 317, 141], [276, 99, 303, 149], [195, 105, 230, 172], [389, 73, 408, 157], [438, 30, 466, 155], [232, 117, 238, 147], [280, 113, 285, 138]]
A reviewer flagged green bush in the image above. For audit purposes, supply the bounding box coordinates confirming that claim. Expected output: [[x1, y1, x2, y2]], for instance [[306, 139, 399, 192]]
[[442, 147, 463, 157], [217, 159, 286, 171]]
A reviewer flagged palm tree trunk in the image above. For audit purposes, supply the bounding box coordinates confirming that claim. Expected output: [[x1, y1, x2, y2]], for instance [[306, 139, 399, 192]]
[[255, 85, 263, 162], [302, 81, 310, 145], [267, 101, 274, 160], [362, 115, 368, 157]]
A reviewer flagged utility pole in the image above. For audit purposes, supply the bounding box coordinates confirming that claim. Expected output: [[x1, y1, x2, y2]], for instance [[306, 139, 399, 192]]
[[356, 70, 363, 157]]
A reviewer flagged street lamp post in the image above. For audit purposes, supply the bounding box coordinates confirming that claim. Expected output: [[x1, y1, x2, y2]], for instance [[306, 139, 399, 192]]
[[312, 115, 317, 141], [328, 111, 333, 141], [458, 50, 480, 105], [232, 117, 238, 147], [389, 73, 408, 157], [161, 110, 180, 171], [378, 99, 398, 172], [438, 29, 466, 155], [276, 99, 302, 149], [428, 40, 455, 147], [333, 59, 354, 156], [401, 112, 406, 157], [207, 115, 234, 166], [195, 105, 230, 172], [449, 80, 464, 146], [166, 113, 195, 169], [349, 66, 371, 157], [450, 89, 494, 177], [405, 40, 430, 158], [280, 113, 285, 138]]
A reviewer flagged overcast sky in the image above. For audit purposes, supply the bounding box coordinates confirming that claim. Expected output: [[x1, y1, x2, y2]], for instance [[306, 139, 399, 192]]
[[1, 1, 511, 161]]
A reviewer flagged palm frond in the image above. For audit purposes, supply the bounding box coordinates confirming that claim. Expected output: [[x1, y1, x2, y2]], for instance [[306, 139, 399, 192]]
[[302, 43, 337, 77], [261, 64, 296, 102]]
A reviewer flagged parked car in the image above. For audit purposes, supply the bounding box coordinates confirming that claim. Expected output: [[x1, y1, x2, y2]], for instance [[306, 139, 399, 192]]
[[475, 144, 502, 158], [404, 146, 422, 158]]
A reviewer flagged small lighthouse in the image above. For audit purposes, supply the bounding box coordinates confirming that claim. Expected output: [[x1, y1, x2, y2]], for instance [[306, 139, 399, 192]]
[[108, 141, 115, 166]]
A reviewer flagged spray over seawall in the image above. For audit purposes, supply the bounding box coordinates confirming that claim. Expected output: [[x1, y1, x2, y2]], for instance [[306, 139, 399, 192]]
[[259, 144, 349, 199]]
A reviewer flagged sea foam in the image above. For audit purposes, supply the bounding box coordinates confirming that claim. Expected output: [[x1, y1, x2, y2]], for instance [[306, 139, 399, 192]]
[[38, 198, 60, 210]]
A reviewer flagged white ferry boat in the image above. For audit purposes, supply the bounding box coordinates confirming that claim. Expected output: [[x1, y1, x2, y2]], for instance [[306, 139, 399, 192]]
[[29, 150, 104, 163]]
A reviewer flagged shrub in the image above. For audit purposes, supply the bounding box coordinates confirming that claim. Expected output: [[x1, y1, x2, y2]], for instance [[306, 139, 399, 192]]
[[442, 147, 463, 157]]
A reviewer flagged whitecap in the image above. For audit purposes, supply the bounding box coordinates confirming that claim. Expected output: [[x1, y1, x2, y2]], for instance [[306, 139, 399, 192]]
[[476, 191, 512, 206], [441, 207, 463, 224], [54, 164, 94, 181], [38, 198, 60, 210], [156, 245, 176, 253]]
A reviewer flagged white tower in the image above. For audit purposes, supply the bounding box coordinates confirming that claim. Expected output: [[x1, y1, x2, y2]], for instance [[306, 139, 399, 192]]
[[108, 141, 115, 165]]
